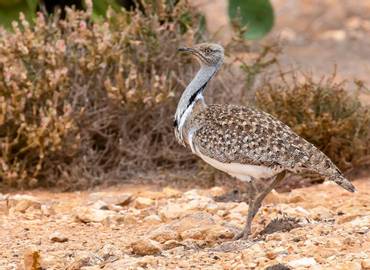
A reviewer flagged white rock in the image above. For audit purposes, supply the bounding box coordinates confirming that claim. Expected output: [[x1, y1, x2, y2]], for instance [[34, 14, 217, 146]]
[[288, 257, 317, 267]]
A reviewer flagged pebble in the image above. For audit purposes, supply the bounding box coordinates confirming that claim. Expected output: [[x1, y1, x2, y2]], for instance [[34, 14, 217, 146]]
[[149, 225, 179, 243], [74, 207, 115, 223], [65, 252, 102, 270], [144, 214, 162, 224], [49, 231, 68, 243], [133, 197, 154, 209], [287, 257, 317, 267], [130, 238, 162, 255], [89, 192, 132, 206], [12, 197, 41, 213], [159, 203, 187, 220]]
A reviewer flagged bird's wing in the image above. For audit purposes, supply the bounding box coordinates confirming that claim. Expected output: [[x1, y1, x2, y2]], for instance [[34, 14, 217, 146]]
[[192, 104, 329, 172], [192, 104, 355, 192]]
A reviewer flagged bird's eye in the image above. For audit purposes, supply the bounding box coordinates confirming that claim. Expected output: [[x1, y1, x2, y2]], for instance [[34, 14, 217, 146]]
[[204, 48, 212, 54]]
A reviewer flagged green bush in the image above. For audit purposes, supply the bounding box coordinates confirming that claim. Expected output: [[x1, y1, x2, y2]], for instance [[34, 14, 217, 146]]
[[255, 74, 370, 173]]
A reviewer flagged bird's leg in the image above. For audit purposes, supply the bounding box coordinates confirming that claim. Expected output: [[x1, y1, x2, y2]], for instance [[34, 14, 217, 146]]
[[235, 171, 287, 240], [233, 180, 257, 240]]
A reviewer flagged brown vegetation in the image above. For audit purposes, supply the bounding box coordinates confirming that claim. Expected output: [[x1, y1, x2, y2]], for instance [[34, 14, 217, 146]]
[[0, 2, 203, 189], [255, 73, 370, 173]]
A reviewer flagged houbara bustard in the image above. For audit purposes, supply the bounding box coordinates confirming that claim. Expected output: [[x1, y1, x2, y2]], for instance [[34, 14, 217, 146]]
[[174, 43, 356, 240]]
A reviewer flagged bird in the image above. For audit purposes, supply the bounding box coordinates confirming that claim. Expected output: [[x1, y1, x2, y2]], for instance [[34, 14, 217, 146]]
[[174, 43, 356, 240]]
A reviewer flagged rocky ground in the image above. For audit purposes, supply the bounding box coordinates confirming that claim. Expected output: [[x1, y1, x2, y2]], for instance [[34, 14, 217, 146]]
[[1, 178, 369, 269]]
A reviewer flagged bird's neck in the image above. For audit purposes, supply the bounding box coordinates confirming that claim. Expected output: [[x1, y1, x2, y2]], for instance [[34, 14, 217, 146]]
[[175, 65, 217, 123], [174, 65, 217, 144]]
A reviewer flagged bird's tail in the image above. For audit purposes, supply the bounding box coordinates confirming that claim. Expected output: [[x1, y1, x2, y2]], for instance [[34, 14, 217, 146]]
[[327, 173, 356, 192]]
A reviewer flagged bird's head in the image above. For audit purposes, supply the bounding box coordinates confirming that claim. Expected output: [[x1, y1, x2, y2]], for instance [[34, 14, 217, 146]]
[[178, 43, 224, 68]]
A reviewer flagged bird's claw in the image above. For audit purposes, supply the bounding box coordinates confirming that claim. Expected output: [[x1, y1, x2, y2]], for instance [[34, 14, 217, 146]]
[[233, 230, 250, 241]]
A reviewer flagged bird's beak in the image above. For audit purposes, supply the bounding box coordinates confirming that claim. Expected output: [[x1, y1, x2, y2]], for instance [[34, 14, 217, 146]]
[[178, 47, 195, 53]]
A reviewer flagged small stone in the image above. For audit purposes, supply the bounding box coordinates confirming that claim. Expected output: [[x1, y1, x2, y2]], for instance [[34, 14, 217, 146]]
[[89, 192, 132, 206], [309, 206, 333, 220], [143, 214, 162, 225], [98, 243, 123, 260], [65, 252, 102, 270], [265, 251, 277, 260], [173, 212, 216, 233], [288, 257, 317, 268], [114, 213, 138, 225], [162, 240, 183, 250], [130, 238, 162, 255], [14, 199, 41, 213], [91, 200, 109, 210], [74, 207, 115, 223], [337, 214, 362, 224], [159, 203, 187, 220], [149, 225, 179, 243], [180, 228, 204, 240], [184, 197, 213, 211], [205, 225, 234, 241], [49, 231, 68, 243], [133, 197, 154, 209]]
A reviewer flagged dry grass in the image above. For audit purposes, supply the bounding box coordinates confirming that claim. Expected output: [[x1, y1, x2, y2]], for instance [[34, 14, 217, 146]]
[[255, 73, 370, 174], [0, 1, 204, 189], [1, 0, 278, 190]]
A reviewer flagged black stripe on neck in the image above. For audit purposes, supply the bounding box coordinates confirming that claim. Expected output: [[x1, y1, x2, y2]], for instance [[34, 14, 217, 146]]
[[187, 80, 209, 108]]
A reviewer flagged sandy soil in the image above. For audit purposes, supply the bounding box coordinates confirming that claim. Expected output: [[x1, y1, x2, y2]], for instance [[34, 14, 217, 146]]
[[0, 178, 369, 269]]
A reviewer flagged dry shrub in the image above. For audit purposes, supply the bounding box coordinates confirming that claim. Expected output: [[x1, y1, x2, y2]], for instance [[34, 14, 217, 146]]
[[0, 1, 205, 189], [255, 73, 370, 173], [3, 0, 330, 190]]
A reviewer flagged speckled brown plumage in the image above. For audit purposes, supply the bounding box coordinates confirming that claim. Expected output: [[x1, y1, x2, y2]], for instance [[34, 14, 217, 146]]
[[189, 104, 351, 185]]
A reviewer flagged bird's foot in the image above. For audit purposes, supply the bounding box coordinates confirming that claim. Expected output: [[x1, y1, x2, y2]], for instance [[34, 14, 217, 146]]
[[233, 230, 251, 241]]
